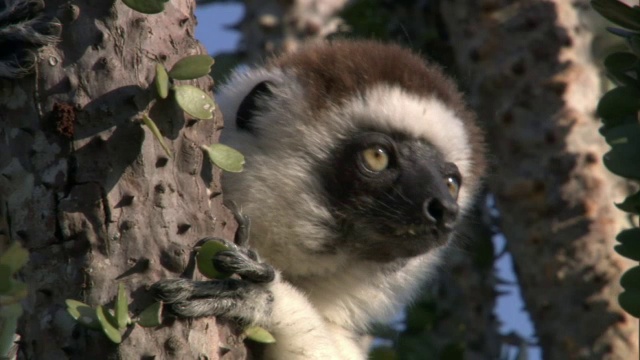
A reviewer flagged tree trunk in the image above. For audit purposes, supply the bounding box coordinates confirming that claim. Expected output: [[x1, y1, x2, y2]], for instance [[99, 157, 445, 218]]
[[1, 0, 244, 358], [441, 1, 639, 359], [237, 0, 350, 64]]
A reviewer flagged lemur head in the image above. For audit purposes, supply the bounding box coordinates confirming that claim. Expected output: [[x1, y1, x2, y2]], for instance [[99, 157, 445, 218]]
[[217, 40, 485, 269]]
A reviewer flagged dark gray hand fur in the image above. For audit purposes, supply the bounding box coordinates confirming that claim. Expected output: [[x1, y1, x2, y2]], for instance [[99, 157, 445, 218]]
[[0, 0, 60, 78]]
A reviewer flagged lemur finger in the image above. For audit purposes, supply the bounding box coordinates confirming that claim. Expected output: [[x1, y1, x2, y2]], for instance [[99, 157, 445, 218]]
[[168, 298, 239, 319], [213, 250, 275, 283], [226, 201, 251, 247], [150, 278, 195, 303], [152, 278, 274, 324], [152, 278, 254, 303], [195, 236, 258, 261], [0, 0, 43, 25]]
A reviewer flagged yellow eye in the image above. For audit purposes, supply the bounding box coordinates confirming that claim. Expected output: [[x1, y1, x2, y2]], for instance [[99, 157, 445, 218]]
[[446, 176, 460, 199], [361, 146, 389, 172]]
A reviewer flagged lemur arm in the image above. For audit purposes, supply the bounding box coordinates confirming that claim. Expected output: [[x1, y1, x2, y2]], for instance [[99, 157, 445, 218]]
[[0, 0, 60, 79]]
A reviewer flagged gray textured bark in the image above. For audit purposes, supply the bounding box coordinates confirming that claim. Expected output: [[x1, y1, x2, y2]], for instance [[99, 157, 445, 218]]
[[441, 1, 639, 359], [1, 0, 244, 358], [237, 0, 350, 64]]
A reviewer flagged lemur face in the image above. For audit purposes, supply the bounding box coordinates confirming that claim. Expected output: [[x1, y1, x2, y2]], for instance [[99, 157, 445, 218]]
[[217, 40, 485, 266], [321, 128, 461, 262]]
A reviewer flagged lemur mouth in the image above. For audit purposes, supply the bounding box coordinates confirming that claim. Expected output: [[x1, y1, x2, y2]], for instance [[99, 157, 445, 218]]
[[392, 223, 433, 237], [379, 222, 449, 242]]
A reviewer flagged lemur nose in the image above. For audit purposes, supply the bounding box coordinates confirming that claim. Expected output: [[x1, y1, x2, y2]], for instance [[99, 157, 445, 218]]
[[423, 197, 459, 229]]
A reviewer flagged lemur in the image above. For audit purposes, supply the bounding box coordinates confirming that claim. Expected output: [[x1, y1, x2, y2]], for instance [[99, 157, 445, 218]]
[[152, 40, 486, 359], [0, 2, 486, 357]]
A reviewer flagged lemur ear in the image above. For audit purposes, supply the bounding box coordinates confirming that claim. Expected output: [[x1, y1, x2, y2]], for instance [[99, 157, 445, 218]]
[[236, 81, 273, 134]]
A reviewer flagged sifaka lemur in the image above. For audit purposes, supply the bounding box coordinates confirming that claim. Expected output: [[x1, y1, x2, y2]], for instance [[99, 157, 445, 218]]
[[0, 2, 485, 358], [152, 40, 487, 359]]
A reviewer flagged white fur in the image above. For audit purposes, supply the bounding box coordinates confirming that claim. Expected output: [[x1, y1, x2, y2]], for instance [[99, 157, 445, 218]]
[[217, 59, 479, 359]]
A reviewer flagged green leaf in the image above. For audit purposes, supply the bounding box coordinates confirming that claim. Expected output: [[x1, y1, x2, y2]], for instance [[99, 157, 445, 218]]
[[591, 0, 640, 30], [604, 52, 640, 86], [0, 265, 12, 293], [621, 266, 640, 290], [115, 283, 131, 329], [603, 143, 640, 179], [615, 228, 640, 261], [439, 342, 465, 360], [121, 0, 168, 14], [0, 242, 29, 274], [601, 122, 640, 147], [96, 305, 122, 344], [0, 279, 27, 301], [168, 55, 215, 80], [368, 347, 398, 360], [141, 114, 173, 158], [0, 303, 22, 357], [597, 86, 640, 119], [137, 301, 163, 327], [244, 325, 276, 344], [174, 85, 216, 120], [155, 63, 169, 99], [196, 239, 231, 279], [203, 143, 245, 173], [619, 288, 640, 317], [65, 299, 101, 330], [605, 52, 638, 71], [615, 244, 640, 261], [617, 228, 640, 243], [599, 114, 638, 133], [616, 191, 640, 213]]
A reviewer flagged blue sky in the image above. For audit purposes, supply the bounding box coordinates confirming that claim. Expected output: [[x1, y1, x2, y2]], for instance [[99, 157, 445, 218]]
[[194, 4, 542, 359]]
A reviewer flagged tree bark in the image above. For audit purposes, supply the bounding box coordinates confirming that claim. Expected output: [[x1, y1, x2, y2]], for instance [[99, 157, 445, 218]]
[[1, 0, 243, 358], [237, 0, 350, 64], [441, 1, 639, 359]]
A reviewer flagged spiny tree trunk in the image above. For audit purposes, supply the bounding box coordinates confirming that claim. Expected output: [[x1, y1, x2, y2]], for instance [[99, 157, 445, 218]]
[[237, 0, 350, 63], [441, 1, 639, 359], [1, 0, 243, 358]]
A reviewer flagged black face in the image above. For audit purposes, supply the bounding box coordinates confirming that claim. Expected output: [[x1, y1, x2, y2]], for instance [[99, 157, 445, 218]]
[[321, 131, 461, 262]]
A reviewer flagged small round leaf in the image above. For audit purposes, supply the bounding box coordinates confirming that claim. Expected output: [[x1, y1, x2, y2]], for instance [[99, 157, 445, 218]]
[[605, 52, 638, 71], [621, 266, 640, 290], [244, 325, 276, 344], [121, 0, 168, 14], [619, 288, 640, 318], [65, 299, 101, 330], [0, 242, 29, 274], [196, 240, 231, 279], [137, 301, 163, 328], [603, 145, 640, 180], [155, 63, 169, 99], [174, 85, 216, 120], [597, 86, 640, 119], [204, 143, 245, 173], [616, 191, 640, 214], [96, 305, 122, 344], [168, 55, 215, 80]]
